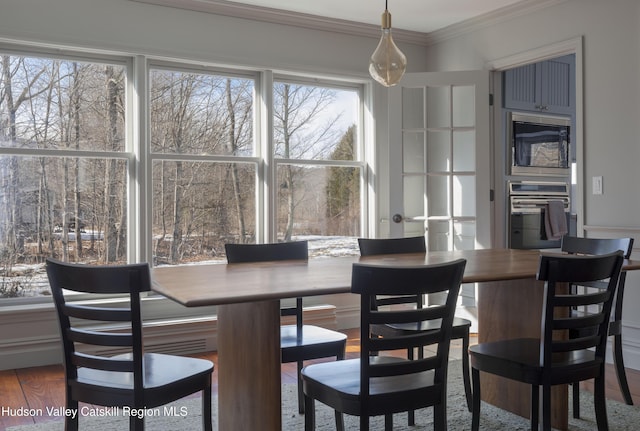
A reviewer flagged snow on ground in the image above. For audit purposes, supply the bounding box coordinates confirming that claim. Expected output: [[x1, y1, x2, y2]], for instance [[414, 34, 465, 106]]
[[2, 236, 361, 299]]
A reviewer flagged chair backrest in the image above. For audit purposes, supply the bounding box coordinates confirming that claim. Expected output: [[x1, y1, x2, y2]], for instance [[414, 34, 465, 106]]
[[46, 258, 151, 393], [225, 241, 308, 325], [561, 235, 633, 259], [224, 240, 309, 263], [357, 236, 427, 310], [358, 236, 426, 256], [351, 259, 466, 399], [536, 252, 623, 369], [561, 235, 633, 320]]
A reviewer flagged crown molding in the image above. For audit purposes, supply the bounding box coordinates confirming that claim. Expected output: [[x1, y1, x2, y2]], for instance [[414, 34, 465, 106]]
[[426, 0, 570, 45], [131, 0, 432, 46], [131, 0, 569, 49]]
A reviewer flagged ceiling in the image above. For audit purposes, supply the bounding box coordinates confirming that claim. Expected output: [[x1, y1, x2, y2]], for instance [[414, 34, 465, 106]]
[[137, 0, 555, 40]]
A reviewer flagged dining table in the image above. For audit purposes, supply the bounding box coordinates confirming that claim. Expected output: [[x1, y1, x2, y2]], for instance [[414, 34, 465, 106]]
[[151, 248, 640, 431]]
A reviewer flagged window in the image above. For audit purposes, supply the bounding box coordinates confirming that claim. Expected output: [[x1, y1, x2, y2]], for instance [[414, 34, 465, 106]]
[[149, 67, 257, 265], [0, 49, 368, 300], [0, 51, 129, 300], [272, 80, 362, 252]]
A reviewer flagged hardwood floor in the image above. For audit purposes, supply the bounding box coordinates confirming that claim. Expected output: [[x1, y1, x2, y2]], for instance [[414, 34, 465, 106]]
[[1, 328, 639, 430]]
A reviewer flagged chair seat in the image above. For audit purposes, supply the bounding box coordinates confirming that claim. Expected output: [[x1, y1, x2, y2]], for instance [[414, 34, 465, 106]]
[[73, 353, 213, 407], [374, 316, 471, 337], [469, 338, 603, 385], [302, 357, 443, 417], [281, 325, 347, 363]]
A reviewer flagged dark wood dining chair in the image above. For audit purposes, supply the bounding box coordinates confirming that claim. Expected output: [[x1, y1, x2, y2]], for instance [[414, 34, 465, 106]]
[[469, 251, 624, 431], [561, 235, 635, 416], [46, 258, 214, 431], [357, 236, 473, 415], [301, 259, 466, 431], [224, 240, 347, 415]]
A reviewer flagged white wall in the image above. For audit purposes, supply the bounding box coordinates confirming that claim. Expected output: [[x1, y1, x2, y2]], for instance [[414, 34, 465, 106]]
[[424, 0, 640, 368]]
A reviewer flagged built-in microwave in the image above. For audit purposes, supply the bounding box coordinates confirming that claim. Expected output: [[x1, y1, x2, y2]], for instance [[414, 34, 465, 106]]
[[509, 112, 571, 176]]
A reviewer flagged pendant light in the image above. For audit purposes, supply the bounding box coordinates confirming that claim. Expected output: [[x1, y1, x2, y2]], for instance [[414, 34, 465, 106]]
[[368, 0, 407, 87]]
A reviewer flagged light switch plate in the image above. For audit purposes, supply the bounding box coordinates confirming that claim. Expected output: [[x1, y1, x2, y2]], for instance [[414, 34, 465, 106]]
[[593, 176, 603, 195]]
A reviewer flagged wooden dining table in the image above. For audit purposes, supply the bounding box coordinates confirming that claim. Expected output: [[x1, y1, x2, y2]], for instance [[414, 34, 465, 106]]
[[151, 248, 640, 431]]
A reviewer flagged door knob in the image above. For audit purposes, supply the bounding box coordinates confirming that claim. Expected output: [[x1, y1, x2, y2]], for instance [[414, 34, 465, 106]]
[[392, 214, 403, 223]]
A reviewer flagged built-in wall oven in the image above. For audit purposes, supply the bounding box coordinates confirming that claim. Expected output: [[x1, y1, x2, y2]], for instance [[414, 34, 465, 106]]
[[509, 181, 570, 249], [509, 112, 571, 176]]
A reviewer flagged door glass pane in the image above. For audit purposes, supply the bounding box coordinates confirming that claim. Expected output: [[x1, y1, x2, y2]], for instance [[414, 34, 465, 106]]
[[428, 220, 450, 251], [453, 175, 475, 217], [427, 176, 450, 217], [403, 131, 424, 173], [454, 220, 476, 250], [452, 85, 475, 127], [427, 131, 451, 173], [426, 86, 450, 128], [402, 87, 424, 129], [453, 130, 475, 172], [403, 175, 425, 220]]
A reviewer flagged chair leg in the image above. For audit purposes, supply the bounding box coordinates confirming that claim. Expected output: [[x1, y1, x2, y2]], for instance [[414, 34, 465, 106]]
[[334, 410, 345, 431], [542, 384, 551, 431], [304, 395, 315, 431], [202, 382, 213, 431], [130, 415, 144, 431], [461, 331, 473, 412], [613, 332, 634, 405], [360, 414, 369, 431], [66, 399, 79, 431], [385, 414, 393, 431], [572, 381, 581, 418], [407, 347, 416, 425], [471, 367, 481, 431], [594, 374, 610, 431], [434, 403, 447, 431], [530, 385, 539, 431], [297, 361, 305, 414]]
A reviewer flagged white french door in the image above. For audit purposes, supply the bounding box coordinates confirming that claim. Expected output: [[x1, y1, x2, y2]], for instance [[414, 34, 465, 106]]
[[387, 70, 492, 310], [388, 70, 491, 250]]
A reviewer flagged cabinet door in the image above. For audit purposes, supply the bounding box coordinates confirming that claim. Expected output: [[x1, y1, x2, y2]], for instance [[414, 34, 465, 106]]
[[503, 63, 537, 111], [539, 55, 574, 115], [503, 55, 574, 115]]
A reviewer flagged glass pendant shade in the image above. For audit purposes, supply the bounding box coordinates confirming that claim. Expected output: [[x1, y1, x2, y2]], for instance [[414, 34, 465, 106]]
[[369, 9, 407, 87]]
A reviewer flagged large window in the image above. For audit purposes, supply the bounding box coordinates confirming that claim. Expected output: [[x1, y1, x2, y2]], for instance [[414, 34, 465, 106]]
[[0, 49, 367, 300], [0, 52, 129, 299]]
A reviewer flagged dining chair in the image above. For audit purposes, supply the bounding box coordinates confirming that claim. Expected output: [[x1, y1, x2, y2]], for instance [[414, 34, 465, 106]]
[[301, 259, 466, 431], [561, 235, 635, 416], [357, 236, 473, 415], [469, 251, 624, 431], [46, 258, 214, 431], [224, 240, 347, 415]]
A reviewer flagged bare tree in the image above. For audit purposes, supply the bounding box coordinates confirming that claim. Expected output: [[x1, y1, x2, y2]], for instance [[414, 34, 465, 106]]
[[273, 83, 341, 241], [0, 56, 50, 267]]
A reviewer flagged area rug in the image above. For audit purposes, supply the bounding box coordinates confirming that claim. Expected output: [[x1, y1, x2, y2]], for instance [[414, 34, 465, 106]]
[[7, 360, 639, 430]]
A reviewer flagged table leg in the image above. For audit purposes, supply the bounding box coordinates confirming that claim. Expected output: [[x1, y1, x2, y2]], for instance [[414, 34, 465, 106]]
[[217, 300, 281, 431], [477, 279, 568, 430]]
